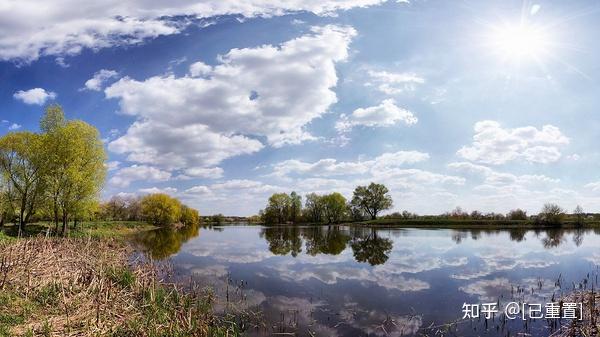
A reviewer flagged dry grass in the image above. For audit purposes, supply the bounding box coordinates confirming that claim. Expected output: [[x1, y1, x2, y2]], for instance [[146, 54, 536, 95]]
[[0, 237, 239, 337], [550, 290, 600, 337]]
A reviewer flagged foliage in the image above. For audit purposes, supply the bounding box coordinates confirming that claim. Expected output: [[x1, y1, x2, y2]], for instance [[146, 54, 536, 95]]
[[0, 105, 107, 236], [507, 208, 528, 220], [261, 192, 303, 224], [538, 203, 565, 226], [322, 192, 347, 224], [350, 182, 393, 220], [180, 205, 200, 226], [140, 193, 182, 226], [303, 193, 324, 223]]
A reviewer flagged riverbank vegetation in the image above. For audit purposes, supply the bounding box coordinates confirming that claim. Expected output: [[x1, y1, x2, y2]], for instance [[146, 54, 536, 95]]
[[258, 182, 596, 229], [0, 237, 238, 337]]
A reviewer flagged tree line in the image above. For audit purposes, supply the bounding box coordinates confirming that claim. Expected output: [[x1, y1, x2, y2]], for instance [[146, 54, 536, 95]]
[[98, 193, 200, 227], [260, 182, 393, 224], [0, 105, 200, 235]]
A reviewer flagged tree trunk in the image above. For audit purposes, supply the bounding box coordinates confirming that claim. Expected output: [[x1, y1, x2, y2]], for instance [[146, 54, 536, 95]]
[[62, 213, 68, 237]]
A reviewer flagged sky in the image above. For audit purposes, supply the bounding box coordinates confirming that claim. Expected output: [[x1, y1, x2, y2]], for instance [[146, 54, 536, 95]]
[[2, 0, 600, 216]]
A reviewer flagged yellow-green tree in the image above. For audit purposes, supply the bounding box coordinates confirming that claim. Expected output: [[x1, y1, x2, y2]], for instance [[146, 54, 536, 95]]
[[180, 204, 200, 226], [322, 192, 347, 224], [0, 132, 46, 234], [56, 120, 106, 235], [141, 193, 182, 226]]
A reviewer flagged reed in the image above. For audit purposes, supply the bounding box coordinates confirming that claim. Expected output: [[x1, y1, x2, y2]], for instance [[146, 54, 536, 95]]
[[0, 237, 239, 336]]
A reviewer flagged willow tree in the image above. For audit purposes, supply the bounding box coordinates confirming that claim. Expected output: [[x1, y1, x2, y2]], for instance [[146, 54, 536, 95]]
[[0, 132, 46, 234], [53, 120, 107, 235]]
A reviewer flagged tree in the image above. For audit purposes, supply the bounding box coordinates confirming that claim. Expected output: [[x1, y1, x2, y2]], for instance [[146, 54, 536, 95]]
[[141, 193, 182, 226], [507, 209, 527, 220], [0, 132, 46, 234], [304, 193, 324, 223], [40, 104, 66, 133], [538, 203, 565, 226], [574, 205, 585, 227], [263, 193, 292, 224], [180, 205, 200, 226], [289, 191, 302, 223], [322, 192, 347, 224], [351, 183, 393, 220], [52, 120, 107, 235]]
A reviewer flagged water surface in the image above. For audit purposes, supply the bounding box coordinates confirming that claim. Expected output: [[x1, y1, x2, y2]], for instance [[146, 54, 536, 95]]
[[133, 224, 600, 336]]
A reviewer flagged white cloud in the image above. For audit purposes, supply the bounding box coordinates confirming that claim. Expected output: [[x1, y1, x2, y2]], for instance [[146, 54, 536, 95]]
[[105, 161, 120, 171], [448, 161, 560, 186], [109, 164, 172, 187], [0, 0, 385, 62], [8, 123, 21, 130], [271, 150, 429, 178], [367, 70, 425, 94], [585, 181, 600, 192], [106, 25, 355, 169], [336, 99, 417, 133], [84, 69, 119, 91], [457, 120, 569, 165], [13, 88, 56, 105], [139, 186, 178, 195], [182, 167, 224, 179], [188, 61, 212, 77]]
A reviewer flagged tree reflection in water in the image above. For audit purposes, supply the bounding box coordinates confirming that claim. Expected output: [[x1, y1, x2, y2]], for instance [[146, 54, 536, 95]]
[[133, 222, 200, 259], [350, 228, 393, 266], [261, 226, 393, 265], [260, 226, 303, 257]]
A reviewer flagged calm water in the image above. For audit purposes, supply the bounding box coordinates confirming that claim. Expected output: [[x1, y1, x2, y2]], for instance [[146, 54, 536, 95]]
[[132, 224, 600, 336]]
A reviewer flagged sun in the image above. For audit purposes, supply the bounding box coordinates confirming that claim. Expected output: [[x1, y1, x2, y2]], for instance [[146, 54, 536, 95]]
[[486, 22, 553, 63]]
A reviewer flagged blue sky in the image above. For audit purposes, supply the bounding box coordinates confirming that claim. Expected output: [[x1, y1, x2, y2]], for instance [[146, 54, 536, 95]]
[[2, 0, 600, 215]]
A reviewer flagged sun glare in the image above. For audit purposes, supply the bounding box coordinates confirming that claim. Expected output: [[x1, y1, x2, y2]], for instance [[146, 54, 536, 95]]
[[487, 22, 552, 63]]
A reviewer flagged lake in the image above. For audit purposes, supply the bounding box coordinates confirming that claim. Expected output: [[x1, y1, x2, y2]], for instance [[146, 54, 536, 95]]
[[132, 224, 600, 336]]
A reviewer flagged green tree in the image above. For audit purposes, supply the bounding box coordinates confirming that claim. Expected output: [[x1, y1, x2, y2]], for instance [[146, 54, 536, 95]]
[[351, 182, 393, 220], [303, 193, 324, 223], [51, 120, 107, 235], [40, 104, 66, 133], [322, 192, 347, 224], [263, 193, 292, 224], [289, 191, 302, 223], [141, 193, 182, 226], [0, 132, 46, 234]]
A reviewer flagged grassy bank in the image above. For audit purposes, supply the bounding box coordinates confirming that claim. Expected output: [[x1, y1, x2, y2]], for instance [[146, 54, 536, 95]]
[[0, 221, 156, 241], [0, 237, 239, 337]]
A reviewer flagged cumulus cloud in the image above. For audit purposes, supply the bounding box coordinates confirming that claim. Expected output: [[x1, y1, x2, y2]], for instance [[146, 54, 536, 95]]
[[367, 70, 425, 94], [106, 25, 356, 169], [336, 99, 417, 133], [8, 123, 22, 130], [13, 88, 56, 105], [457, 121, 569, 165], [84, 69, 119, 91], [0, 0, 385, 62], [109, 164, 172, 187]]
